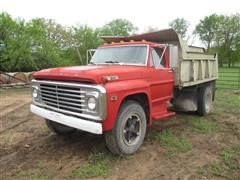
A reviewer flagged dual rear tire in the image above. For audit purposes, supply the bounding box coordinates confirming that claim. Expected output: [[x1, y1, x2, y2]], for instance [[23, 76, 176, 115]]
[[197, 84, 214, 116]]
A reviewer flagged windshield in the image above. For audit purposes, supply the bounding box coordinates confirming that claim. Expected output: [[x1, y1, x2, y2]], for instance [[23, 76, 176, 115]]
[[90, 45, 148, 65]]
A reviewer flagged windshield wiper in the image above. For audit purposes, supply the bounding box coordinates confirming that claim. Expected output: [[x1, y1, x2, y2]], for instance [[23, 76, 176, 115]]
[[105, 60, 119, 64]]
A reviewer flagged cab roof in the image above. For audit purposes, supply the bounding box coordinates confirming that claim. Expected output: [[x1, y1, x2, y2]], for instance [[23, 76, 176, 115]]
[[99, 41, 158, 48], [101, 28, 179, 44]]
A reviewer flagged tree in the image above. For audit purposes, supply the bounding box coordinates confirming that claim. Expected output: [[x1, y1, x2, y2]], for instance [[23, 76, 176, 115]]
[[0, 14, 73, 72], [169, 18, 189, 39], [195, 13, 240, 67], [43, 19, 78, 66], [195, 14, 221, 50], [0, 12, 35, 71], [217, 14, 240, 67], [72, 25, 101, 65], [99, 19, 138, 36], [25, 18, 66, 70], [44, 19, 72, 49]]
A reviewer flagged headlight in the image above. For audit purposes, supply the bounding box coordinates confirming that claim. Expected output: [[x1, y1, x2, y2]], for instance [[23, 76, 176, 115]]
[[87, 97, 96, 110], [32, 87, 38, 98]]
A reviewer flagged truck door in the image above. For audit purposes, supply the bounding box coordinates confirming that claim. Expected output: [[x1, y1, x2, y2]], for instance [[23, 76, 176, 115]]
[[149, 46, 174, 116]]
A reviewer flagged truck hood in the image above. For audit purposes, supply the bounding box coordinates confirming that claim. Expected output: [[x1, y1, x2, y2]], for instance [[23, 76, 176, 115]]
[[33, 65, 149, 84]]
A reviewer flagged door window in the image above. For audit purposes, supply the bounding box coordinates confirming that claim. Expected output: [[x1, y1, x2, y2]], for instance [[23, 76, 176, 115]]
[[150, 48, 166, 68]]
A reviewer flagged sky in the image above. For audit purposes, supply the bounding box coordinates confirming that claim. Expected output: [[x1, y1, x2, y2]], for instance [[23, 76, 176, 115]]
[[0, 0, 239, 45]]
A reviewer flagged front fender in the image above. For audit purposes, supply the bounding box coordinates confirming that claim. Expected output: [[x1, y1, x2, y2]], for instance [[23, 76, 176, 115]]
[[102, 79, 151, 131]]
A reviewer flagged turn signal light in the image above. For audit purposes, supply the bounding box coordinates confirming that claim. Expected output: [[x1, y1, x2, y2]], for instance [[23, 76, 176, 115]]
[[102, 76, 119, 83]]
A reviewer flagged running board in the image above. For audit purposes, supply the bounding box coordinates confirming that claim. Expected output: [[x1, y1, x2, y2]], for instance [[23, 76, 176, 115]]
[[152, 111, 176, 120]]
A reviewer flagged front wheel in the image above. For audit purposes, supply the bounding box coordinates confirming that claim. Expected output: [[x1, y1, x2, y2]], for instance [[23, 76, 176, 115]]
[[104, 100, 147, 155]]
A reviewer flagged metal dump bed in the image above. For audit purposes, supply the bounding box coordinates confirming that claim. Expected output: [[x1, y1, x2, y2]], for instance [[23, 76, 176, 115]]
[[102, 29, 218, 88]]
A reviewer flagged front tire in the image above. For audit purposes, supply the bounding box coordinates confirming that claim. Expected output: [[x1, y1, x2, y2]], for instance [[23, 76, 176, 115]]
[[104, 100, 147, 155], [197, 85, 213, 116], [45, 119, 76, 135]]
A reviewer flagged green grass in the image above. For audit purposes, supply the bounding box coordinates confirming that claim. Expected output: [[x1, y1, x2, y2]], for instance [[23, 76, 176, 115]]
[[16, 170, 50, 180], [72, 159, 110, 179], [196, 166, 205, 176], [221, 144, 240, 171], [72, 144, 115, 179], [215, 89, 240, 113], [189, 117, 218, 134], [197, 144, 240, 178], [157, 130, 192, 157], [30, 176, 48, 180], [217, 67, 240, 89], [36, 160, 47, 170], [210, 161, 223, 176]]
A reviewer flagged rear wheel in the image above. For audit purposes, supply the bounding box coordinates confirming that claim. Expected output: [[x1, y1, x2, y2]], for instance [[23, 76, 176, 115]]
[[45, 119, 76, 135], [197, 85, 213, 116], [104, 100, 147, 155]]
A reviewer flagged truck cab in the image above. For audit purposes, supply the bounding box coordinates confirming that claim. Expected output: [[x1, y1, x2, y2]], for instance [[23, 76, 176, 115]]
[[30, 29, 218, 155]]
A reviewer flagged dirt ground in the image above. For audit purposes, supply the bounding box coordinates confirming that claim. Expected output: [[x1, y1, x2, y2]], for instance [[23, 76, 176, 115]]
[[0, 87, 239, 180]]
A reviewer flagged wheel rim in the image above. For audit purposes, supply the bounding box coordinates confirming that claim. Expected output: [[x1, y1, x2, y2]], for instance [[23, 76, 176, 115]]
[[122, 113, 142, 146], [205, 88, 212, 113]]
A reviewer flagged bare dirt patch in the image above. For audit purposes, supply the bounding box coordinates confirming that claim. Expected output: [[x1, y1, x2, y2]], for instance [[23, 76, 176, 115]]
[[0, 88, 239, 179]]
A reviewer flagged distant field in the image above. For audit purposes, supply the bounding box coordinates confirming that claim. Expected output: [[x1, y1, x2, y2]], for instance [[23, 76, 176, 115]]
[[217, 67, 240, 89]]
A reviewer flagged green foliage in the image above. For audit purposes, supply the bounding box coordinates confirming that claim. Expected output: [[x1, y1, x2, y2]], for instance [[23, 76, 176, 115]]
[[169, 18, 189, 39], [0, 13, 70, 71], [217, 14, 240, 67], [157, 129, 192, 156], [99, 18, 138, 36], [195, 13, 240, 67], [0, 12, 33, 71], [72, 25, 102, 65], [0, 13, 137, 72], [1, 11, 239, 71], [195, 14, 221, 49]]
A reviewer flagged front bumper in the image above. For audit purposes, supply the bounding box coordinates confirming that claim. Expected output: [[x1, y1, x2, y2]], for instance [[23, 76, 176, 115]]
[[30, 104, 102, 134]]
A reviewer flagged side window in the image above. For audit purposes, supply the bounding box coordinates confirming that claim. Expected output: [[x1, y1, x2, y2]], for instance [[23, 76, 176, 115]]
[[150, 48, 166, 68]]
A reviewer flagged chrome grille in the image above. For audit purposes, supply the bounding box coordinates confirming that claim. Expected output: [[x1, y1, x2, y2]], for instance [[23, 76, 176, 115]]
[[39, 84, 86, 114]]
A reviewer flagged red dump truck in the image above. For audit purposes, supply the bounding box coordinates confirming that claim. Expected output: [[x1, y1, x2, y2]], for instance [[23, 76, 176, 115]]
[[30, 29, 218, 155]]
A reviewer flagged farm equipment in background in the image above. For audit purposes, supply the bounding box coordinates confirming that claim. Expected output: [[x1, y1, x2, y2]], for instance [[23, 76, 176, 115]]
[[0, 71, 34, 88]]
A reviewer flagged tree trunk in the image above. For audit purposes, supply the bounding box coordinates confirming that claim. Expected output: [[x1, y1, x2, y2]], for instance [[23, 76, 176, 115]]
[[219, 59, 223, 67], [207, 43, 210, 52], [75, 47, 83, 65]]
